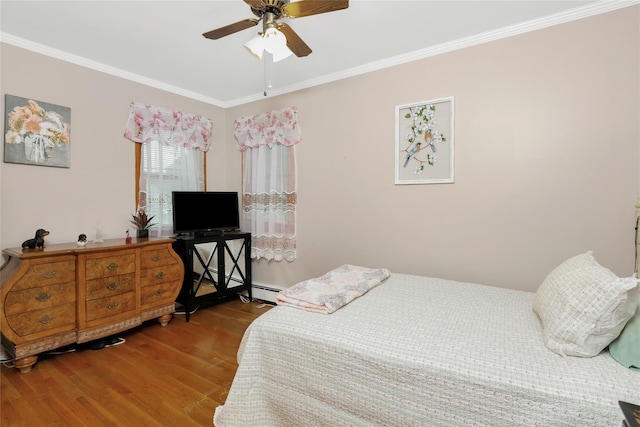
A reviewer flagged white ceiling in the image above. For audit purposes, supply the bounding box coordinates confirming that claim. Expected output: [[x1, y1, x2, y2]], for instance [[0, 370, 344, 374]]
[[1, 1, 635, 107]]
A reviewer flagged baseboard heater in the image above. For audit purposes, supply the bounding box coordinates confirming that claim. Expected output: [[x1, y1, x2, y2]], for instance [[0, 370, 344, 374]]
[[202, 266, 281, 304], [248, 284, 282, 304]]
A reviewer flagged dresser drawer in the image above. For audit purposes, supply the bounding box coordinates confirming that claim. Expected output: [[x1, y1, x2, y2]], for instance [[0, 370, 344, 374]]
[[85, 292, 136, 322], [86, 273, 136, 300], [11, 260, 75, 291], [6, 302, 76, 337], [5, 281, 76, 316], [141, 281, 178, 307], [141, 247, 178, 269], [84, 254, 136, 280], [140, 264, 183, 286]]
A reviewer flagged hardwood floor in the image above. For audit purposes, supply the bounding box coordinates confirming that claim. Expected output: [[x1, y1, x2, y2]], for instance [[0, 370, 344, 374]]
[[1, 298, 272, 426]]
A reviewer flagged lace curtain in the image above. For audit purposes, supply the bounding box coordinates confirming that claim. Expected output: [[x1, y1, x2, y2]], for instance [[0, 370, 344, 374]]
[[234, 106, 301, 261], [124, 101, 212, 235]]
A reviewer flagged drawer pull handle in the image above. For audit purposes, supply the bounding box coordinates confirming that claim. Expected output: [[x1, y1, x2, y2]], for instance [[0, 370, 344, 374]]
[[154, 289, 164, 296], [35, 293, 51, 302], [39, 315, 52, 324], [107, 302, 119, 310], [155, 271, 165, 279], [152, 256, 160, 262], [107, 263, 118, 271], [42, 271, 56, 279], [106, 283, 118, 291]]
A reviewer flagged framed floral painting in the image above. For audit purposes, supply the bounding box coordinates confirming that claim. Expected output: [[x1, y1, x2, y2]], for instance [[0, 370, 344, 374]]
[[395, 97, 454, 184], [4, 95, 71, 168]]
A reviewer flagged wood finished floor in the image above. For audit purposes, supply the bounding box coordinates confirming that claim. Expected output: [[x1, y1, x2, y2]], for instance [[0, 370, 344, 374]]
[[1, 299, 272, 426]]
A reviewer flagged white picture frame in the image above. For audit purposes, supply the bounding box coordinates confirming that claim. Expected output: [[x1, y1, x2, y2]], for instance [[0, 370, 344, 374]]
[[395, 97, 454, 185]]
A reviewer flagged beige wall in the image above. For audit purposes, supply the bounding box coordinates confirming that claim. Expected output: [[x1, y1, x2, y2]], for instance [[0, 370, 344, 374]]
[[0, 43, 229, 250], [1, 7, 639, 293], [227, 7, 640, 292]]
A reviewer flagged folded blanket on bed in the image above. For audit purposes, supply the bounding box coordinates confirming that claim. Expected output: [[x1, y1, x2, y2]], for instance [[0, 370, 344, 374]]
[[276, 264, 391, 314]]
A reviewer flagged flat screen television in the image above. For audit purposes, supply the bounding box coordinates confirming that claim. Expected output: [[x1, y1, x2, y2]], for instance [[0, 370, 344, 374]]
[[172, 191, 240, 236]]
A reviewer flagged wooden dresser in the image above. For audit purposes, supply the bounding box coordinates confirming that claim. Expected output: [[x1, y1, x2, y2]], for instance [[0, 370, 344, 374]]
[[0, 238, 183, 373]]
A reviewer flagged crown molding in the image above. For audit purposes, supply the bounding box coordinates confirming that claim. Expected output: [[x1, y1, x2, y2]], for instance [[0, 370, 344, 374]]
[[0, 32, 227, 108], [2, 0, 638, 109]]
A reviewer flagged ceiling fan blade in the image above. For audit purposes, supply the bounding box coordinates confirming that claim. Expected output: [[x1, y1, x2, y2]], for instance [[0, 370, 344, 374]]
[[282, 0, 348, 18], [243, 0, 266, 11], [278, 23, 312, 57], [203, 18, 260, 40]]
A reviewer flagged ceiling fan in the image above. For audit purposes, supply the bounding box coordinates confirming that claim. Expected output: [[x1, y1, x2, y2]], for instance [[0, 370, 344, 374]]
[[203, 0, 349, 60]]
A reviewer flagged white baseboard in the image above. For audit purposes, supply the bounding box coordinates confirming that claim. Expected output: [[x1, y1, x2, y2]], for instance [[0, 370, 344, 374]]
[[250, 283, 284, 304]]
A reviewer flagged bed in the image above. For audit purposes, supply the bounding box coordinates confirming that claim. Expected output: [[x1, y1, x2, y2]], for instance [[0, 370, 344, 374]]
[[214, 258, 640, 426]]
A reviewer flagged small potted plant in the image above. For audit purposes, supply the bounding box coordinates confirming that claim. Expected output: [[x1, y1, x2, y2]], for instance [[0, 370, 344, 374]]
[[130, 209, 156, 238]]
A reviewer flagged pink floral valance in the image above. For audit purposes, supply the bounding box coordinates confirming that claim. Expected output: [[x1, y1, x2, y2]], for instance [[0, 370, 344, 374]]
[[234, 106, 301, 152], [123, 101, 212, 151]]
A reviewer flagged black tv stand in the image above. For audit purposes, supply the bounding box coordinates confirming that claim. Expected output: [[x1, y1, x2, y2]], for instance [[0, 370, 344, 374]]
[[172, 231, 251, 321], [195, 230, 221, 237], [194, 229, 241, 237]]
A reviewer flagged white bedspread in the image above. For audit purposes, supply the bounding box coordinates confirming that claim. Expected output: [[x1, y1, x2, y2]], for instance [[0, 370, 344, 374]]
[[214, 273, 640, 427]]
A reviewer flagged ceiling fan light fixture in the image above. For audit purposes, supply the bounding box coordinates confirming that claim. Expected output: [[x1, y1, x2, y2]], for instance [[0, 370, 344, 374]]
[[244, 34, 265, 60], [270, 44, 293, 62], [262, 27, 293, 62], [244, 26, 293, 62]]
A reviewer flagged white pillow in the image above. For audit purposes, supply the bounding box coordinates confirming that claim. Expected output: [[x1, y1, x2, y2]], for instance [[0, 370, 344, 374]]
[[532, 252, 639, 357]]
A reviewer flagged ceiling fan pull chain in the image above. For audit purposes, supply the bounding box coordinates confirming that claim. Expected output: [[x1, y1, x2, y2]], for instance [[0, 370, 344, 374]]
[[264, 55, 269, 96]]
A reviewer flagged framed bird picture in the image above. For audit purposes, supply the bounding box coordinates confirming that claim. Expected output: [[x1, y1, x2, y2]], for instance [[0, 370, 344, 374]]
[[395, 97, 454, 184]]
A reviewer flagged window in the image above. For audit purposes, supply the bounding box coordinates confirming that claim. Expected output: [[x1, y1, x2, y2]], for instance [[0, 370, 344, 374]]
[[124, 102, 212, 236], [234, 107, 300, 261], [135, 141, 205, 236]]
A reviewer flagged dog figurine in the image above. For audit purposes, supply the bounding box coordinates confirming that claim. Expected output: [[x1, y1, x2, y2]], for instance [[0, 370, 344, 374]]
[[77, 233, 88, 247], [78, 234, 87, 243], [22, 229, 50, 249]]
